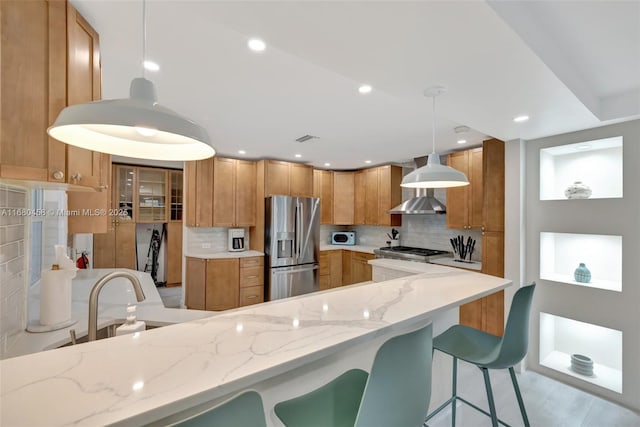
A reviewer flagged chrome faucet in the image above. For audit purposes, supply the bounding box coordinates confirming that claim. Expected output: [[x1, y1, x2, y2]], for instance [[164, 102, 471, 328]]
[[88, 271, 146, 341]]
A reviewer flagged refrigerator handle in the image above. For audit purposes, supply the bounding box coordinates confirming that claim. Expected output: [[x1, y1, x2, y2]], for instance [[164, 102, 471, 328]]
[[298, 202, 304, 258]]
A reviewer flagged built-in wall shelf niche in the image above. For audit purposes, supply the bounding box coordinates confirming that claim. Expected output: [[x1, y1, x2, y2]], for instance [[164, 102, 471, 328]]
[[540, 312, 622, 393], [540, 232, 622, 292], [539, 136, 623, 201]]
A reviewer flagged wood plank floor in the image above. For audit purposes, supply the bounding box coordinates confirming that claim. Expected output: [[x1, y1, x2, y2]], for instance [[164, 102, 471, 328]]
[[426, 360, 640, 427]]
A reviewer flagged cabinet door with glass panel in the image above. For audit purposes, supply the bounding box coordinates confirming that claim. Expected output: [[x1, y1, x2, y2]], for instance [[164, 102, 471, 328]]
[[169, 170, 183, 222], [137, 167, 168, 222]]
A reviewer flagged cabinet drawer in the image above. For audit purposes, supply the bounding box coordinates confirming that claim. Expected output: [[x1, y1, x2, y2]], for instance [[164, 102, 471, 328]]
[[240, 256, 264, 268], [319, 275, 330, 291], [240, 266, 264, 287], [319, 253, 330, 276], [239, 285, 264, 306]]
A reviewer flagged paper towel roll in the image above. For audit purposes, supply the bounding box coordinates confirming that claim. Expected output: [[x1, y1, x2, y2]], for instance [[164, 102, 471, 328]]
[[40, 269, 74, 326]]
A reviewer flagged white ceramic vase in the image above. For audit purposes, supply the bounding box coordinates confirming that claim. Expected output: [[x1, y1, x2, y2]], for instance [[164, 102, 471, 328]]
[[564, 181, 592, 199]]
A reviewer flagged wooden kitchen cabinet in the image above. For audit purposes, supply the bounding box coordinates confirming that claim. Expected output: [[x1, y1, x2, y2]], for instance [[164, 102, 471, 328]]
[[206, 259, 240, 311], [446, 147, 483, 230], [165, 222, 183, 287], [169, 170, 183, 222], [0, 0, 108, 189], [186, 157, 255, 227], [457, 139, 505, 336], [261, 160, 313, 197], [342, 251, 374, 285], [185, 256, 264, 310], [185, 257, 206, 310], [239, 256, 264, 307], [319, 250, 343, 289], [350, 251, 374, 284], [353, 166, 401, 226], [93, 221, 136, 269], [354, 171, 366, 225], [333, 172, 355, 225], [313, 169, 334, 224], [291, 163, 314, 197]]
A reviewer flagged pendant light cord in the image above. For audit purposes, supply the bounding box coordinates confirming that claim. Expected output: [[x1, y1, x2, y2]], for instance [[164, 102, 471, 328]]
[[141, 0, 147, 78], [432, 95, 436, 153]]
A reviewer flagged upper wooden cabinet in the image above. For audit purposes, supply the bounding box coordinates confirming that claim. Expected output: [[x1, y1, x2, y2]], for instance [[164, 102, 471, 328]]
[[353, 165, 402, 227], [446, 141, 504, 232], [261, 160, 313, 197], [0, 0, 108, 189], [333, 172, 355, 225], [185, 157, 256, 227], [313, 169, 334, 224], [446, 147, 483, 230], [169, 170, 184, 222]]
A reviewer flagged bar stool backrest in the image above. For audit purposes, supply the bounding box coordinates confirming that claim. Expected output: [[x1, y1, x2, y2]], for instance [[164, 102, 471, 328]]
[[490, 283, 536, 369], [355, 323, 433, 427]]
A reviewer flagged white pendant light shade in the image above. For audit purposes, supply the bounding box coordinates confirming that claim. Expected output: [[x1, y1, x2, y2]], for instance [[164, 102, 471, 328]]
[[401, 151, 469, 188], [48, 78, 214, 161], [400, 86, 469, 189]]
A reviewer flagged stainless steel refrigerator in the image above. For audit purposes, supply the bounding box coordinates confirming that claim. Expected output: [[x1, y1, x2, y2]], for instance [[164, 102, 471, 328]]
[[265, 196, 320, 300]]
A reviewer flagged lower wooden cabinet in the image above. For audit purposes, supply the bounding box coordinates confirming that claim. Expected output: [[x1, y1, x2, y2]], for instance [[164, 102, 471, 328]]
[[185, 256, 264, 310], [341, 251, 374, 286], [319, 250, 342, 290], [459, 231, 505, 336]]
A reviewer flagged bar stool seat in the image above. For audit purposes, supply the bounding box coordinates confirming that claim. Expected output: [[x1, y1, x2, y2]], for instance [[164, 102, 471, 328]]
[[424, 283, 536, 427]]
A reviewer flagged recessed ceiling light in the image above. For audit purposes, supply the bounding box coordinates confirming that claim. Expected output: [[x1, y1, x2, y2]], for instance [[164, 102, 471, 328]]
[[577, 144, 591, 150], [295, 154, 302, 158], [143, 60, 159, 72], [364, 160, 372, 164], [324, 163, 331, 167], [248, 38, 266, 52], [457, 139, 467, 144], [358, 85, 372, 94], [238, 150, 246, 155], [513, 115, 530, 123]]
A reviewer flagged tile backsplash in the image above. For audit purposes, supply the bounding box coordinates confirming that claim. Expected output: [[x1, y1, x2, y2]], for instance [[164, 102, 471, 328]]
[[0, 185, 27, 357], [185, 227, 250, 254]]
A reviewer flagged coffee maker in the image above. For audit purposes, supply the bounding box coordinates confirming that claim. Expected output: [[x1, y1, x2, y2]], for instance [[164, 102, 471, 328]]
[[228, 228, 246, 252]]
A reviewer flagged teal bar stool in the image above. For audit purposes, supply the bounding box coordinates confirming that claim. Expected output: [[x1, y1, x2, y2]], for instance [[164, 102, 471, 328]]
[[175, 390, 266, 427], [275, 323, 433, 427], [424, 283, 535, 427]]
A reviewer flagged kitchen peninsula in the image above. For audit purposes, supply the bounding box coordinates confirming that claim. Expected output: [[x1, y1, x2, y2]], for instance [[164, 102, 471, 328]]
[[0, 264, 510, 426]]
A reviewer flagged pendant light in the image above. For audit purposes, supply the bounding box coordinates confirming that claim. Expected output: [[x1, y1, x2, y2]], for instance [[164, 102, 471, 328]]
[[47, 0, 215, 161], [401, 86, 469, 188]]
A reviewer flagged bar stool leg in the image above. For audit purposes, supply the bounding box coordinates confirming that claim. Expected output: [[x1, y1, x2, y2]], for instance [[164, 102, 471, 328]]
[[481, 368, 498, 427], [509, 367, 530, 427], [451, 357, 458, 427]]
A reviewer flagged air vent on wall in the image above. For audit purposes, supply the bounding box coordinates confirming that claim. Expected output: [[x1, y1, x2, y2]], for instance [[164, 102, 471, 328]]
[[295, 134, 319, 143]]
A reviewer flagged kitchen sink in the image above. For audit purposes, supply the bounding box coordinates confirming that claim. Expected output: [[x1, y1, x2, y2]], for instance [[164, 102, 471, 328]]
[[59, 322, 161, 346]]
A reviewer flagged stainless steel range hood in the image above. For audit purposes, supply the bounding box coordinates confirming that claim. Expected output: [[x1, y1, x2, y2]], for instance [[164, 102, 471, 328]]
[[387, 156, 446, 215]]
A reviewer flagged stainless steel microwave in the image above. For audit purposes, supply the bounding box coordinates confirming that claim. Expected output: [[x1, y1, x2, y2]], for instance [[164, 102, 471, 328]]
[[331, 231, 356, 245]]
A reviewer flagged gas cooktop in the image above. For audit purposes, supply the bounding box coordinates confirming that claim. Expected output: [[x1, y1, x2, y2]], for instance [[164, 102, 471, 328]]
[[373, 246, 450, 263]]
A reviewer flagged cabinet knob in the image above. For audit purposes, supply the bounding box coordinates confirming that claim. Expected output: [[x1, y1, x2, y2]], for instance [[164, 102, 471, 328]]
[[71, 173, 82, 182], [481, 226, 485, 232], [98, 184, 108, 190], [52, 170, 64, 180], [247, 295, 257, 299]]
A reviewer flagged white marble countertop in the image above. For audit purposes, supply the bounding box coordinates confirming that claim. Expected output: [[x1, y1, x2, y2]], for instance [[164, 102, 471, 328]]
[[319, 244, 378, 253], [2, 269, 213, 360], [0, 264, 510, 426], [430, 256, 482, 271], [184, 250, 265, 259]]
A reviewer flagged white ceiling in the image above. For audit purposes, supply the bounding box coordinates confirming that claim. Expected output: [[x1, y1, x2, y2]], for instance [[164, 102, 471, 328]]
[[72, 0, 640, 170]]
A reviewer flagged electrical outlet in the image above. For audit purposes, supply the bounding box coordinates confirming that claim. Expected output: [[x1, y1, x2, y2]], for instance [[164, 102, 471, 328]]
[[202, 243, 211, 249]]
